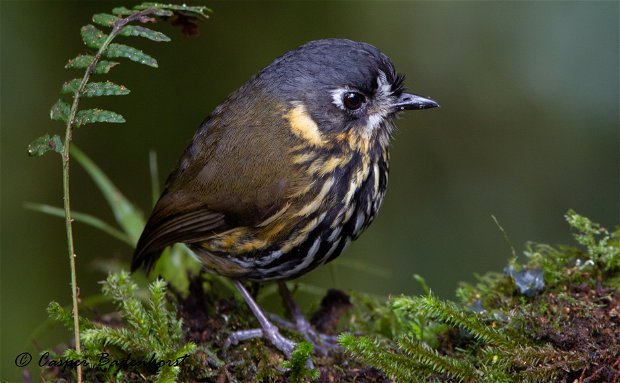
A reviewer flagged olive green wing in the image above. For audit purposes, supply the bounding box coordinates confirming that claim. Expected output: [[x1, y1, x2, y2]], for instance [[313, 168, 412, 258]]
[[131, 188, 229, 273], [132, 98, 305, 273]]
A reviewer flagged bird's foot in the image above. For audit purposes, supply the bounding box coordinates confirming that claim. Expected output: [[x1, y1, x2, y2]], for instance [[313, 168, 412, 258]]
[[224, 326, 296, 357], [224, 326, 314, 369], [269, 314, 340, 355], [229, 280, 313, 369], [276, 281, 341, 355]]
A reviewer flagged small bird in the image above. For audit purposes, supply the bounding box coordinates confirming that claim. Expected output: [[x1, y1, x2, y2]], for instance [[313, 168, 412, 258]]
[[132, 38, 438, 357]]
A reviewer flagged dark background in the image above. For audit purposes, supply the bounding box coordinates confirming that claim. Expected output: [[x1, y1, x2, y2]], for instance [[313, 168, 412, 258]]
[[1, 1, 618, 380]]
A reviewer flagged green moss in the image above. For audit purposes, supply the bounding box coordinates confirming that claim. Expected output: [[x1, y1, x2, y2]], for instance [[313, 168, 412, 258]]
[[283, 342, 320, 382], [46, 272, 204, 382], [340, 211, 620, 382]]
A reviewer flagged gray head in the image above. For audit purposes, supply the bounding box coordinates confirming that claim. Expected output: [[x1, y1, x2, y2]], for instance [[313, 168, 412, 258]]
[[253, 39, 438, 138]]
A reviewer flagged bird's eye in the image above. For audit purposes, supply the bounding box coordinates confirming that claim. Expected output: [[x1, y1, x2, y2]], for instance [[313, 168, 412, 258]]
[[342, 92, 366, 110]]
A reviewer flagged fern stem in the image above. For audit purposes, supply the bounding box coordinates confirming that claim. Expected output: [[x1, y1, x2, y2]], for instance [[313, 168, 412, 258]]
[[60, 8, 166, 382], [62, 87, 82, 383]]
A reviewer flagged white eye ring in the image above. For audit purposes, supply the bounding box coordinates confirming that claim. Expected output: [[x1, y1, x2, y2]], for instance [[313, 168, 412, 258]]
[[331, 87, 349, 110]]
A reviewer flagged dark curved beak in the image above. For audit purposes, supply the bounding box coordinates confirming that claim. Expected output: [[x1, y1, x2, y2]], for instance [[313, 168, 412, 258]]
[[391, 92, 439, 111]]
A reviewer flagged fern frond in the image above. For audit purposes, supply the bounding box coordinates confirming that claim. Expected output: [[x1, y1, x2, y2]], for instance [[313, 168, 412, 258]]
[[62, 79, 130, 97], [28, 134, 64, 157], [65, 55, 119, 73], [49, 99, 70, 122], [75, 109, 125, 126]]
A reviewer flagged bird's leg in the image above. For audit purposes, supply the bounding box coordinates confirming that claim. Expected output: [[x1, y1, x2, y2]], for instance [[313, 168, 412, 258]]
[[278, 282, 312, 336], [225, 280, 296, 358], [277, 282, 339, 354]]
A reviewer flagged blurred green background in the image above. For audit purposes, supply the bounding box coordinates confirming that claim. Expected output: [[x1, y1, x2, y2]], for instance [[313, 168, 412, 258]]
[[1, 1, 618, 380]]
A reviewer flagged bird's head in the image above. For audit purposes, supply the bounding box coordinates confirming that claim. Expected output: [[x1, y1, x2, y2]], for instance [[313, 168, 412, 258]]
[[254, 39, 439, 146]]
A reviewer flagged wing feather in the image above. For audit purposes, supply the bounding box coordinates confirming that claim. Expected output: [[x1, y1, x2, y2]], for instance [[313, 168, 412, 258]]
[[131, 192, 228, 272]]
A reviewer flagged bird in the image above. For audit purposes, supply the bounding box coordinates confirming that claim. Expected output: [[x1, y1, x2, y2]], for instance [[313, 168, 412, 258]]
[[132, 38, 438, 358]]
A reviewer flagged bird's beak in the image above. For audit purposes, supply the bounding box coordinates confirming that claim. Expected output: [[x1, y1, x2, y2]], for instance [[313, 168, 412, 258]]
[[391, 93, 439, 111]]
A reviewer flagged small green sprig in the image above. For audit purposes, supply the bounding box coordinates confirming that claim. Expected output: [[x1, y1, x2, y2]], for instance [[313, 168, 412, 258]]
[[565, 209, 619, 271], [47, 272, 201, 382], [283, 342, 320, 382]]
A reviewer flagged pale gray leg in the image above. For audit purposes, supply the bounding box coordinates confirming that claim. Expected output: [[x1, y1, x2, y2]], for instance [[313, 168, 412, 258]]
[[225, 280, 296, 358], [277, 282, 340, 355], [278, 282, 312, 336]]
